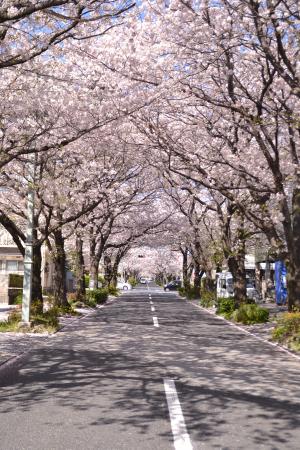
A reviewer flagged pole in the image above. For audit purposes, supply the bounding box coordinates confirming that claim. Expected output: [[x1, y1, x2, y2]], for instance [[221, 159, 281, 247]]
[[21, 154, 36, 325]]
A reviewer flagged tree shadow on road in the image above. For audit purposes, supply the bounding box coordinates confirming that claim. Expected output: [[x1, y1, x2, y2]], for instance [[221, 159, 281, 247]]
[[0, 299, 299, 449]]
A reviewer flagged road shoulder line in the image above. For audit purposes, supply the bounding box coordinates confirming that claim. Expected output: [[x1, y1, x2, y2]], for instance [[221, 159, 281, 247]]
[[188, 300, 300, 362]]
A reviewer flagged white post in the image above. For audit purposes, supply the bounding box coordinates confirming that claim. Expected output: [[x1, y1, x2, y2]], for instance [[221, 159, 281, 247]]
[[21, 154, 36, 324]]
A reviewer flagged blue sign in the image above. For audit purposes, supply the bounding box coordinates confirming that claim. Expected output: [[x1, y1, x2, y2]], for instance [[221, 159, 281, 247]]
[[275, 261, 287, 305]]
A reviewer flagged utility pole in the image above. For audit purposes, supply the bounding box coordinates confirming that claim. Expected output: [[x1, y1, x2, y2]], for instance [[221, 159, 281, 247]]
[[21, 154, 36, 325]]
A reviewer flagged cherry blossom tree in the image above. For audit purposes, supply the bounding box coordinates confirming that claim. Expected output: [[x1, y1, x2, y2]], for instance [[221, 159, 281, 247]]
[[102, 0, 299, 308], [0, 0, 135, 69]]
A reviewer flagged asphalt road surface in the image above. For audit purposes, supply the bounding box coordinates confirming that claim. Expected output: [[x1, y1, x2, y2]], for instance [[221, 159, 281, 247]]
[[0, 285, 299, 450]]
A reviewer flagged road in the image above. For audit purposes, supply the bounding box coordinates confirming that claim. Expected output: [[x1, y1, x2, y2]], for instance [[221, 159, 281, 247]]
[[0, 284, 299, 450]]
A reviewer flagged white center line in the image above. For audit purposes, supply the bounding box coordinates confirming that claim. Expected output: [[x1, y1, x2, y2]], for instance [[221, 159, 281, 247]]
[[164, 379, 193, 450], [153, 316, 159, 327], [150, 300, 153, 305], [151, 305, 155, 312]]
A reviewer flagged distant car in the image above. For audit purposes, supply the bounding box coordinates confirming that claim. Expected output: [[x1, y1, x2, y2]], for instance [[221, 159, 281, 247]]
[[139, 277, 147, 284], [117, 281, 132, 291], [164, 281, 181, 291]]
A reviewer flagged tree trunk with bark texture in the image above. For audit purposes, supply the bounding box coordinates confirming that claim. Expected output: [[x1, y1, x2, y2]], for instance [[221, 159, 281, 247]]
[[181, 248, 191, 291], [89, 236, 98, 289], [228, 252, 247, 305], [104, 254, 113, 286], [193, 260, 201, 298], [75, 236, 85, 301], [204, 269, 215, 292], [52, 229, 68, 307], [111, 263, 119, 288], [32, 240, 43, 313], [89, 257, 99, 290], [287, 185, 300, 310]]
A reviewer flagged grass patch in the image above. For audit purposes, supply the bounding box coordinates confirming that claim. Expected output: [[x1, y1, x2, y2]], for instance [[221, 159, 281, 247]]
[[0, 318, 20, 332], [272, 312, 300, 352], [178, 286, 200, 300], [108, 285, 119, 297], [232, 304, 269, 325], [216, 297, 236, 319], [0, 303, 78, 334], [86, 288, 108, 306], [127, 276, 138, 287], [199, 290, 216, 308]]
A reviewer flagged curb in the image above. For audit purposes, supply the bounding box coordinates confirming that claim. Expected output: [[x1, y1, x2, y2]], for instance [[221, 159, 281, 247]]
[[186, 299, 300, 362], [0, 296, 120, 374], [56, 295, 119, 333], [0, 350, 32, 374]]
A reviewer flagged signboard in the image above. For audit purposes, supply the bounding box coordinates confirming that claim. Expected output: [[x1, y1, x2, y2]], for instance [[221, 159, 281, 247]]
[[275, 261, 287, 305]]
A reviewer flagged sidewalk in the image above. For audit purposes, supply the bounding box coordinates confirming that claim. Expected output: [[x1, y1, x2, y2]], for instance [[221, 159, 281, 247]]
[[0, 305, 17, 322], [0, 295, 119, 370], [0, 306, 89, 369]]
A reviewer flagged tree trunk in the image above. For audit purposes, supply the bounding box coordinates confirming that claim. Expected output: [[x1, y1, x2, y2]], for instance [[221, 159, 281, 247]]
[[111, 264, 118, 287], [52, 229, 68, 307], [286, 185, 300, 310], [89, 235, 98, 289], [193, 261, 201, 298], [75, 236, 85, 301], [181, 248, 191, 290], [228, 253, 247, 305], [32, 241, 43, 312], [110, 248, 128, 287], [89, 257, 99, 289], [205, 269, 215, 293], [104, 254, 113, 286], [222, 210, 247, 305]]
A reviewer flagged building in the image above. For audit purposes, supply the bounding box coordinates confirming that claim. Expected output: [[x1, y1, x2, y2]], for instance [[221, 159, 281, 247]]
[[0, 226, 75, 304]]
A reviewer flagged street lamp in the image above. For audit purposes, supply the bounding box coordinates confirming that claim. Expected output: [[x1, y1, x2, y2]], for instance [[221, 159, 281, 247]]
[[21, 154, 36, 325]]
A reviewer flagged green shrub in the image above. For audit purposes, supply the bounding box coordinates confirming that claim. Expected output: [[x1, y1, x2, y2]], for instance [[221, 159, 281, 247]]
[[57, 304, 76, 315], [108, 285, 119, 296], [32, 308, 59, 328], [243, 297, 256, 305], [98, 275, 105, 286], [127, 276, 138, 287], [86, 297, 97, 307], [13, 293, 23, 305], [216, 297, 236, 319], [200, 290, 216, 308], [87, 288, 108, 305], [232, 304, 269, 325], [272, 312, 300, 351], [30, 299, 43, 315], [8, 308, 21, 322], [178, 287, 186, 297], [0, 318, 20, 332], [177, 286, 200, 299], [72, 301, 85, 308], [186, 286, 200, 299], [84, 275, 90, 288], [0, 306, 60, 333]]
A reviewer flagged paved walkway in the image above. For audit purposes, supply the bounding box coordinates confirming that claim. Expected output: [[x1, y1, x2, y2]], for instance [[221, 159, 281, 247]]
[[0, 304, 16, 322], [0, 288, 299, 449]]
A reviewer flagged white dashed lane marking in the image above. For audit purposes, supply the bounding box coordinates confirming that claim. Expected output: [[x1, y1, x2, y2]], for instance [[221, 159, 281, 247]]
[[153, 316, 159, 327], [164, 379, 193, 450]]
